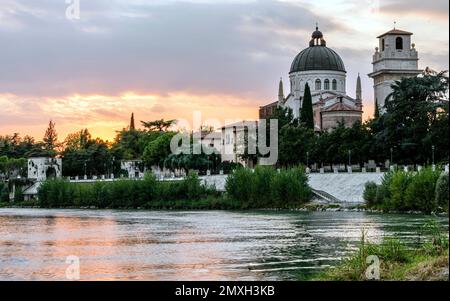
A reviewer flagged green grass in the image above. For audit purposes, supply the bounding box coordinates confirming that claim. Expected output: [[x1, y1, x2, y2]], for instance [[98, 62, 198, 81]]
[[314, 221, 449, 281]]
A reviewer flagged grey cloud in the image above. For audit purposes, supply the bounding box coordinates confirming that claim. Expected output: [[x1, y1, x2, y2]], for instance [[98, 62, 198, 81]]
[[0, 0, 343, 102], [380, 0, 449, 18]]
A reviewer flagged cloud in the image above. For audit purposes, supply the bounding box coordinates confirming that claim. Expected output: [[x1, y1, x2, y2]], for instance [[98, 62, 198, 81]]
[[380, 0, 449, 20]]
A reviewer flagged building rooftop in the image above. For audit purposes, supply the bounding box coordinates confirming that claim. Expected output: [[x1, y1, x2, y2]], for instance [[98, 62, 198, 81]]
[[377, 29, 413, 38]]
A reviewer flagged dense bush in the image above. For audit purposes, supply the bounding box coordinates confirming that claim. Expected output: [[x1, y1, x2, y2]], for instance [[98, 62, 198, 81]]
[[405, 168, 440, 213], [38, 171, 213, 209], [435, 173, 449, 212], [364, 168, 447, 213], [225, 166, 311, 208], [363, 182, 377, 206], [375, 171, 394, 205], [389, 170, 412, 211]]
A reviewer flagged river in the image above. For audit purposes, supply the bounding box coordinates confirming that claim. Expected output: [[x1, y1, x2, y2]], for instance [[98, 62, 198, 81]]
[[0, 209, 447, 280]]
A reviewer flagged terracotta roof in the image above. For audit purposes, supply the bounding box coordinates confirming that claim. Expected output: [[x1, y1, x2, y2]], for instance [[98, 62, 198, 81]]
[[259, 101, 278, 109], [377, 29, 413, 38], [322, 102, 361, 112]]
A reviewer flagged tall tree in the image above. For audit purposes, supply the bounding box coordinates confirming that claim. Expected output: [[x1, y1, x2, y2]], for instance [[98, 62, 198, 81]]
[[130, 113, 136, 131], [300, 83, 314, 129], [374, 98, 380, 119], [373, 70, 449, 164], [43, 120, 58, 153]]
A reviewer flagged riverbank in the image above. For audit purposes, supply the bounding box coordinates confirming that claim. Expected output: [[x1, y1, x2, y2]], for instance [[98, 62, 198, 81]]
[[314, 223, 449, 281], [2, 200, 449, 216]]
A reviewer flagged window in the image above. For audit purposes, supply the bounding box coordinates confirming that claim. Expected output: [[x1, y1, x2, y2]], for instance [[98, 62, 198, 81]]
[[381, 39, 385, 51], [396, 37, 403, 50], [324, 79, 330, 90], [332, 79, 337, 90], [315, 79, 321, 90]]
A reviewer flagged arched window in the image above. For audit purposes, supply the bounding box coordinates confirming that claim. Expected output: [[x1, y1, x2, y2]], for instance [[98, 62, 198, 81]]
[[315, 79, 321, 90], [324, 79, 330, 90], [332, 79, 337, 90], [396, 37, 403, 50]]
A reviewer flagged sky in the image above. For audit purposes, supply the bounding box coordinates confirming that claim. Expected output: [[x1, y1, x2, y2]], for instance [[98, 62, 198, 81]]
[[0, 0, 448, 141]]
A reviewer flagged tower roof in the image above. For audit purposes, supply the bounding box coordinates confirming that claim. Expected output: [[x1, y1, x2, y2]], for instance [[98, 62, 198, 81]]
[[377, 29, 413, 38]]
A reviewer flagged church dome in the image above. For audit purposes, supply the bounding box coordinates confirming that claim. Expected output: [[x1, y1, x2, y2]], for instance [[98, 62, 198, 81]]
[[290, 28, 346, 73]]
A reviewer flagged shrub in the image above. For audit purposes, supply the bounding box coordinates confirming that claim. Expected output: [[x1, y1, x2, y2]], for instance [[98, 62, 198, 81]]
[[405, 168, 440, 213], [388, 171, 412, 211], [225, 168, 255, 208], [363, 182, 378, 207], [225, 166, 311, 208], [375, 171, 394, 206], [435, 173, 449, 212]]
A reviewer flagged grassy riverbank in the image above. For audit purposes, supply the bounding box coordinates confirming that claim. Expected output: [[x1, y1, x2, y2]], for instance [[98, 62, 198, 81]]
[[315, 222, 449, 281]]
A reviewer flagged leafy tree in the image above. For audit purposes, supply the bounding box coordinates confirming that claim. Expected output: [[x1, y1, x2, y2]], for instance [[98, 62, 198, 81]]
[[141, 119, 177, 132], [373, 70, 449, 164], [142, 132, 177, 167], [43, 120, 59, 153], [300, 83, 314, 129]]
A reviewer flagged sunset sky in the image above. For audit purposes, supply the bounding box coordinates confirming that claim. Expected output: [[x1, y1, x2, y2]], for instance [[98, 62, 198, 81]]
[[0, 0, 449, 141]]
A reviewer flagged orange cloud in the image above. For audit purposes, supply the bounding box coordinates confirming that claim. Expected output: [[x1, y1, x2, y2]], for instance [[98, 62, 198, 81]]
[[0, 92, 261, 141]]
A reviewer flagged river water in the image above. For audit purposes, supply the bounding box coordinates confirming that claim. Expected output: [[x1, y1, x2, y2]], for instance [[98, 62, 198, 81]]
[[0, 209, 447, 281]]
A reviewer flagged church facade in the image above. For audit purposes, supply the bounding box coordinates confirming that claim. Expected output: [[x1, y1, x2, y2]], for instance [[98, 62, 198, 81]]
[[260, 27, 363, 131]]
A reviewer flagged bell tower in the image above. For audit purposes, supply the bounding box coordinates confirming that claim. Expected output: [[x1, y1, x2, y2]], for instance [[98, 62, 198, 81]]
[[368, 28, 421, 112]]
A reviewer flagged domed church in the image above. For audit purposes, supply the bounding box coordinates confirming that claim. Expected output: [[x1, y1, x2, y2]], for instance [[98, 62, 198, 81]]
[[259, 26, 363, 131]]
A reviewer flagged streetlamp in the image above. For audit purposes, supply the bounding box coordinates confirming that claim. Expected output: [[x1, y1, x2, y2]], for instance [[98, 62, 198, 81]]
[[111, 156, 115, 178], [390, 147, 394, 165], [84, 161, 87, 178], [432, 145, 435, 166], [306, 151, 309, 168], [348, 150, 351, 166]]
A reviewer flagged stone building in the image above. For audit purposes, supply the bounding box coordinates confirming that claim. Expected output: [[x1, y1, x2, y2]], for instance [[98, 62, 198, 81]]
[[368, 28, 422, 110], [259, 26, 363, 131], [27, 157, 62, 181]]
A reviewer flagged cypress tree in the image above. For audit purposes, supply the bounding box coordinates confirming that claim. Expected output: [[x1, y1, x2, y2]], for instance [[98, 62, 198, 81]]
[[130, 113, 136, 131], [374, 99, 380, 119], [300, 83, 314, 129]]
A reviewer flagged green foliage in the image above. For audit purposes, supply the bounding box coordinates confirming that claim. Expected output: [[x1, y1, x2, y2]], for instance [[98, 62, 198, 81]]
[[364, 168, 445, 213], [0, 156, 27, 179], [375, 170, 394, 206], [389, 170, 412, 211], [42, 120, 59, 153], [300, 83, 314, 129], [318, 224, 449, 281], [363, 181, 378, 206], [435, 173, 449, 211], [374, 99, 380, 119], [225, 166, 311, 208], [37, 171, 213, 209], [420, 220, 449, 255], [0, 182, 9, 202], [374, 70, 449, 165], [143, 132, 176, 167], [405, 168, 440, 213]]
